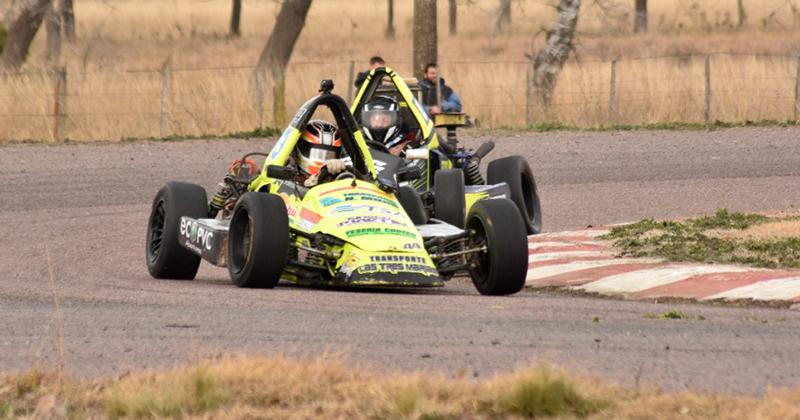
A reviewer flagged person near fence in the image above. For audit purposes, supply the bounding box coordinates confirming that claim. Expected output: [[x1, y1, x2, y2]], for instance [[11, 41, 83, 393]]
[[419, 63, 462, 115], [354, 56, 386, 89]]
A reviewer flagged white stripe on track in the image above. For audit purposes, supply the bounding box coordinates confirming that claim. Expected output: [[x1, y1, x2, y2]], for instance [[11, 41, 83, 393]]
[[576, 265, 751, 294], [528, 241, 602, 250], [532, 229, 610, 239], [702, 277, 800, 301], [529, 251, 610, 263], [526, 259, 639, 282]]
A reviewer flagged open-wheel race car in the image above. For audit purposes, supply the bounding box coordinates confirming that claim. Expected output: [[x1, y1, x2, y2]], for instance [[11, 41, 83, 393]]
[[145, 80, 529, 295], [351, 67, 542, 234]]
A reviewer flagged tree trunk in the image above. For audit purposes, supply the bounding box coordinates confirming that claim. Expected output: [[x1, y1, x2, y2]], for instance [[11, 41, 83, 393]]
[[532, 0, 581, 108], [62, 0, 74, 42], [45, 0, 61, 64], [386, 0, 395, 39], [1, 0, 51, 71], [736, 0, 747, 28], [230, 0, 241, 37], [448, 0, 457, 35], [257, 0, 312, 126], [413, 0, 437, 80], [634, 0, 647, 33], [495, 0, 511, 33]]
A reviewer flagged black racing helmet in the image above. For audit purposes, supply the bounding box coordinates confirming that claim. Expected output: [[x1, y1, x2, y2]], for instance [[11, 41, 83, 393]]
[[361, 95, 403, 147]]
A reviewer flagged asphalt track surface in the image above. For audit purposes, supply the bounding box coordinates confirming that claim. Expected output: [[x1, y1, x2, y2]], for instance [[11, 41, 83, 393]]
[[2, 127, 800, 395]]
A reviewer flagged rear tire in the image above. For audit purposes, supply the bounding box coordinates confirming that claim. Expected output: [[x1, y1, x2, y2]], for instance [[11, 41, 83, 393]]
[[466, 199, 527, 296], [487, 155, 542, 234], [434, 169, 466, 228], [146, 182, 208, 280], [227, 192, 289, 288], [396, 186, 428, 225]]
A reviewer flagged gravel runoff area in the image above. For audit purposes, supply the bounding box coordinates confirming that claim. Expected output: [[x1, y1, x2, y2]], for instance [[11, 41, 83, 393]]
[[2, 127, 800, 395]]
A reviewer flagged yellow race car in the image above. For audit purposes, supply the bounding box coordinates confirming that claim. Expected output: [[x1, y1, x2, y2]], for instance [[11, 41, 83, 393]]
[[145, 80, 528, 295]]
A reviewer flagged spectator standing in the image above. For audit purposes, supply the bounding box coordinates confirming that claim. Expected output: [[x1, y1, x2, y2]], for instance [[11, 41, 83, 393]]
[[354, 56, 386, 89], [419, 62, 462, 115]]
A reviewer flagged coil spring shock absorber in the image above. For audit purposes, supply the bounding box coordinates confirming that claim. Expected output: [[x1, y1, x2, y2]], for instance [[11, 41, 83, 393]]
[[208, 181, 231, 217], [463, 160, 484, 185]]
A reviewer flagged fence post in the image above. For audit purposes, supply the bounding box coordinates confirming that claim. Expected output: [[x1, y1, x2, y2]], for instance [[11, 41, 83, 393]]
[[52, 67, 67, 142], [160, 61, 170, 138], [346, 61, 355, 103], [704, 54, 711, 129], [608, 59, 617, 124], [525, 62, 534, 126], [794, 56, 800, 121], [255, 66, 265, 129]]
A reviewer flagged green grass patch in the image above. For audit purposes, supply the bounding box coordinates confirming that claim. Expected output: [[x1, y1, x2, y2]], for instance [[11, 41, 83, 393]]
[[493, 366, 606, 418], [644, 309, 704, 320], [603, 209, 800, 269]]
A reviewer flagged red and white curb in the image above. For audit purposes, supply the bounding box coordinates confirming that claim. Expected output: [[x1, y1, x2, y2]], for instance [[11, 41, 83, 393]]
[[526, 229, 800, 304]]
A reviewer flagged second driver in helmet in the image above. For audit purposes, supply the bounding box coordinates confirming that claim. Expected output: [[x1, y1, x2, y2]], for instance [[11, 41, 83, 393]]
[[361, 95, 416, 157]]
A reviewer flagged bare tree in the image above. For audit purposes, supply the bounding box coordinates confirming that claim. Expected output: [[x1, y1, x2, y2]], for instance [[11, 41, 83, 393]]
[[736, 0, 747, 28], [62, 0, 73, 41], [257, 0, 312, 125], [386, 0, 395, 39], [413, 0, 437, 80], [448, 0, 457, 35], [230, 0, 241, 37], [531, 0, 581, 107], [45, 0, 61, 63], [495, 0, 511, 33], [634, 0, 646, 33], [1, 0, 51, 71]]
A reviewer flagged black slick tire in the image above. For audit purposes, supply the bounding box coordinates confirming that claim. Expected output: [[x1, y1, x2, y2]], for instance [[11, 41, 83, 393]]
[[396, 186, 428, 225], [146, 181, 208, 280], [434, 169, 466, 228], [227, 192, 289, 288], [466, 198, 527, 296], [487, 155, 542, 234]]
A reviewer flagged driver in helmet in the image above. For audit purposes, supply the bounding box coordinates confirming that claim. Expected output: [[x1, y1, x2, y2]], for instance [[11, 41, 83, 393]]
[[361, 95, 414, 156], [294, 119, 347, 187]]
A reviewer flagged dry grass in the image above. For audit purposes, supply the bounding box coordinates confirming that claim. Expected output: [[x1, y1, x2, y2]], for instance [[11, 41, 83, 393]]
[[3, 353, 800, 419], [2, 0, 800, 141], [710, 219, 800, 241]]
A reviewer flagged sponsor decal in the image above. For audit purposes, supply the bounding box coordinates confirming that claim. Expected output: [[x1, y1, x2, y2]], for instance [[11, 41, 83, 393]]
[[340, 253, 361, 277], [330, 204, 402, 216], [336, 215, 406, 228], [278, 192, 298, 217], [342, 156, 386, 173], [296, 218, 313, 231], [370, 255, 426, 263], [299, 208, 322, 224], [403, 242, 422, 250], [346, 227, 417, 239], [342, 192, 399, 208], [320, 197, 343, 207], [270, 129, 292, 159], [357, 258, 438, 276], [180, 218, 214, 251]]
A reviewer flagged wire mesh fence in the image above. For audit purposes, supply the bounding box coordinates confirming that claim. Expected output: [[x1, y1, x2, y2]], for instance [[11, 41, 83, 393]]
[[0, 53, 798, 142]]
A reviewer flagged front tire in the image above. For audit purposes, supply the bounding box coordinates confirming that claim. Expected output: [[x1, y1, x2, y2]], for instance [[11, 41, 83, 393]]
[[146, 182, 208, 280], [434, 169, 466, 228], [466, 199, 528, 296], [487, 155, 542, 234], [227, 192, 289, 288]]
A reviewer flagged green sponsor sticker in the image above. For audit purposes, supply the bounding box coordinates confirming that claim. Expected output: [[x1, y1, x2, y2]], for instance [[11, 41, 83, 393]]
[[346, 227, 417, 238]]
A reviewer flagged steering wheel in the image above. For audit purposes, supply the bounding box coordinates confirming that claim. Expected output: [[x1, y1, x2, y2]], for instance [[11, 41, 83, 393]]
[[365, 140, 391, 153]]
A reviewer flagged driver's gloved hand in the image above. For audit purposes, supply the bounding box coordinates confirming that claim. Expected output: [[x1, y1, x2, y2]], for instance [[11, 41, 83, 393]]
[[324, 159, 346, 174], [303, 173, 319, 187]]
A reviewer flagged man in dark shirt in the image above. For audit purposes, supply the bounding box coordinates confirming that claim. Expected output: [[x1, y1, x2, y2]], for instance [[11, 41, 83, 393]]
[[354, 56, 386, 89], [419, 62, 462, 115]]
